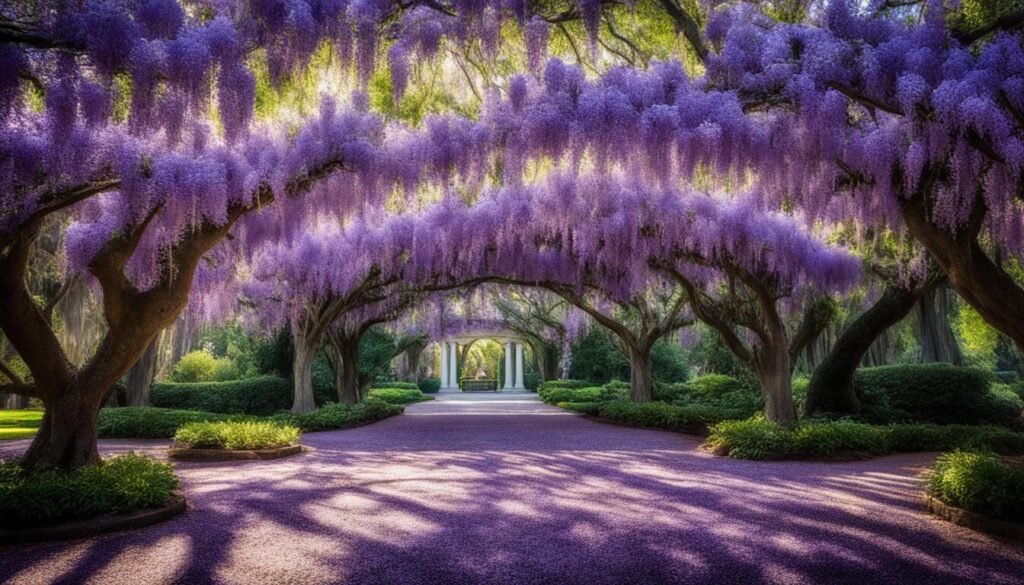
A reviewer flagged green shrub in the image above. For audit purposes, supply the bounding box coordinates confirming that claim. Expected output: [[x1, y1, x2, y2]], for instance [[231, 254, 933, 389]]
[[373, 381, 418, 390], [707, 419, 888, 460], [855, 364, 1018, 426], [652, 382, 690, 402], [283, 398, 404, 432], [174, 421, 300, 450], [367, 388, 430, 404], [538, 379, 590, 391], [706, 419, 1024, 460], [652, 375, 761, 414], [556, 401, 603, 415], [790, 422, 889, 458], [170, 349, 239, 383], [994, 371, 1020, 384], [0, 453, 179, 528], [928, 451, 1024, 522], [705, 419, 794, 460], [687, 374, 748, 398], [98, 408, 248, 438], [539, 385, 624, 404], [603, 380, 630, 391], [594, 401, 747, 433], [418, 378, 441, 393], [151, 375, 294, 416], [885, 424, 1024, 454]]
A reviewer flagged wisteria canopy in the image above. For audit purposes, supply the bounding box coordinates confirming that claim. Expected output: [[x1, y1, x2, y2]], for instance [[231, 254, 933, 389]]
[[1, 0, 1023, 470]]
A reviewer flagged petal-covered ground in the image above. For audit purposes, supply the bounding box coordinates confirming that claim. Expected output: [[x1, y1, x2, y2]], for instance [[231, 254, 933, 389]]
[[1, 394, 1022, 585]]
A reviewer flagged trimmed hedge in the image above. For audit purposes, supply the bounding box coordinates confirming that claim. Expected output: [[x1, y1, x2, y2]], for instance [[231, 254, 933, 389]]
[[539, 385, 625, 404], [418, 378, 441, 393], [537, 380, 591, 394], [367, 388, 431, 404], [100, 398, 405, 438], [98, 408, 248, 438], [0, 453, 179, 529], [591, 401, 747, 432], [928, 451, 1024, 523], [705, 418, 1024, 460], [854, 364, 1021, 427], [151, 376, 292, 416], [280, 398, 404, 432], [174, 421, 300, 450], [372, 381, 418, 390]]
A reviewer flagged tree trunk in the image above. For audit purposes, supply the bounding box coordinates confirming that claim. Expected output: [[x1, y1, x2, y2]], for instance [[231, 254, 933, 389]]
[[336, 340, 361, 405], [21, 383, 109, 470], [902, 194, 1024, 354], [805, 283, 926, 415], [628, 345, 654, 402], [291, 327, 317, 413], [757, 345, 797, 426], [539, 344, 560, 382], [125, 338, 158, 407], [916, 286, 963, 365], [405, 345, 423, 383]]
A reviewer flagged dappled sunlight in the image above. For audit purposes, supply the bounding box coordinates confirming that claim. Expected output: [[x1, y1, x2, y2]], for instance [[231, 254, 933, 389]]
[[2, 395, 1022, 584]]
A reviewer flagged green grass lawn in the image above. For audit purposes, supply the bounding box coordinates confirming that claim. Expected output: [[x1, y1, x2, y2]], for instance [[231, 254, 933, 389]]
[[0, 410, 43, 440]]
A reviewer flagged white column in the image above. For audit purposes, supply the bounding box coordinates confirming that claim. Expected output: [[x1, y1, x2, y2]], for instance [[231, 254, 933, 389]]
[[514, 343, 526, 390], [440, 342, 449, 390], [503, 342, 513, 390], [449, 342, 458, 390]]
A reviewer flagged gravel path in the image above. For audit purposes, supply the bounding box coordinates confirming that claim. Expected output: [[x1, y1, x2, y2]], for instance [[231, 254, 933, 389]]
[[2, 394, 1022, 585]]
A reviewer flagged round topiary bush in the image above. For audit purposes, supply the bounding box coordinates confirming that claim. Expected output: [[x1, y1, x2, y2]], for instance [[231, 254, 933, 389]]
[[417, 378, 441, 393]]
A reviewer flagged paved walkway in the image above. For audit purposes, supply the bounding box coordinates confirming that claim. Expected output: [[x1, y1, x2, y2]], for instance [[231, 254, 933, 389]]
[[1, 394, 1022, 585]]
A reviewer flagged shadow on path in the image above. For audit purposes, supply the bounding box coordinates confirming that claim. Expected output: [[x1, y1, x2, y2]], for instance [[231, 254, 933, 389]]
[[2, 395, 1022, 584]]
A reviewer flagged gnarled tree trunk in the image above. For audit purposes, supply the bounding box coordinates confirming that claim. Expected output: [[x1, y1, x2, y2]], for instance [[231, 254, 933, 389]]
[[805, 283, 927, 415], [902, 192, 1024, 355]]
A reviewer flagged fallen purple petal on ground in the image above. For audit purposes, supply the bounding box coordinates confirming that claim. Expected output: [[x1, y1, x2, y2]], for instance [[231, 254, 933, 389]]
[[2, 394, 1022, 585]]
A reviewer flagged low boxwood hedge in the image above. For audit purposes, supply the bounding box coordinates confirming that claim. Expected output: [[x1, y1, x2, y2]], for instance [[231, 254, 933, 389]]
[[372, 381, 419, 390], [0, 453, 179, 529], [279, 398, 404, 432], [854, 364, 1021, 427], [705, 418, 1024, 460], [98, 408, 250, 438], [99, 398, 405, 438], [537, 380, 591, 395], [151, 376, 293, 416], [366, 388, 431, 404], [539, 385, 625, 404], [928, 451, 1024, 523], [417, 378, 441, 393], [174, 421, 300, 450]]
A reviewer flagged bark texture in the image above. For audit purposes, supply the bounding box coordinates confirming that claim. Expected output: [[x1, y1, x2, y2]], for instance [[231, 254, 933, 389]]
[[125, 338, 159, 407], [805, 284, 925, 415], [916, 286, 963, 365]]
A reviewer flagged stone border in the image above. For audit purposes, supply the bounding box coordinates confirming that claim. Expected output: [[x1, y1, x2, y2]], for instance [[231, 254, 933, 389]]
[[168, 444, 305, 461], [0, 494, 187, 546], [926, 495, 1024, 542]]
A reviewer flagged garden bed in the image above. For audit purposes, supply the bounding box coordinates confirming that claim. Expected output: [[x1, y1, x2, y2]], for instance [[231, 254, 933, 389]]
[[0, 453, 183, 544], [168, 444, 305, 461], [0, 494, 186, 546]]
